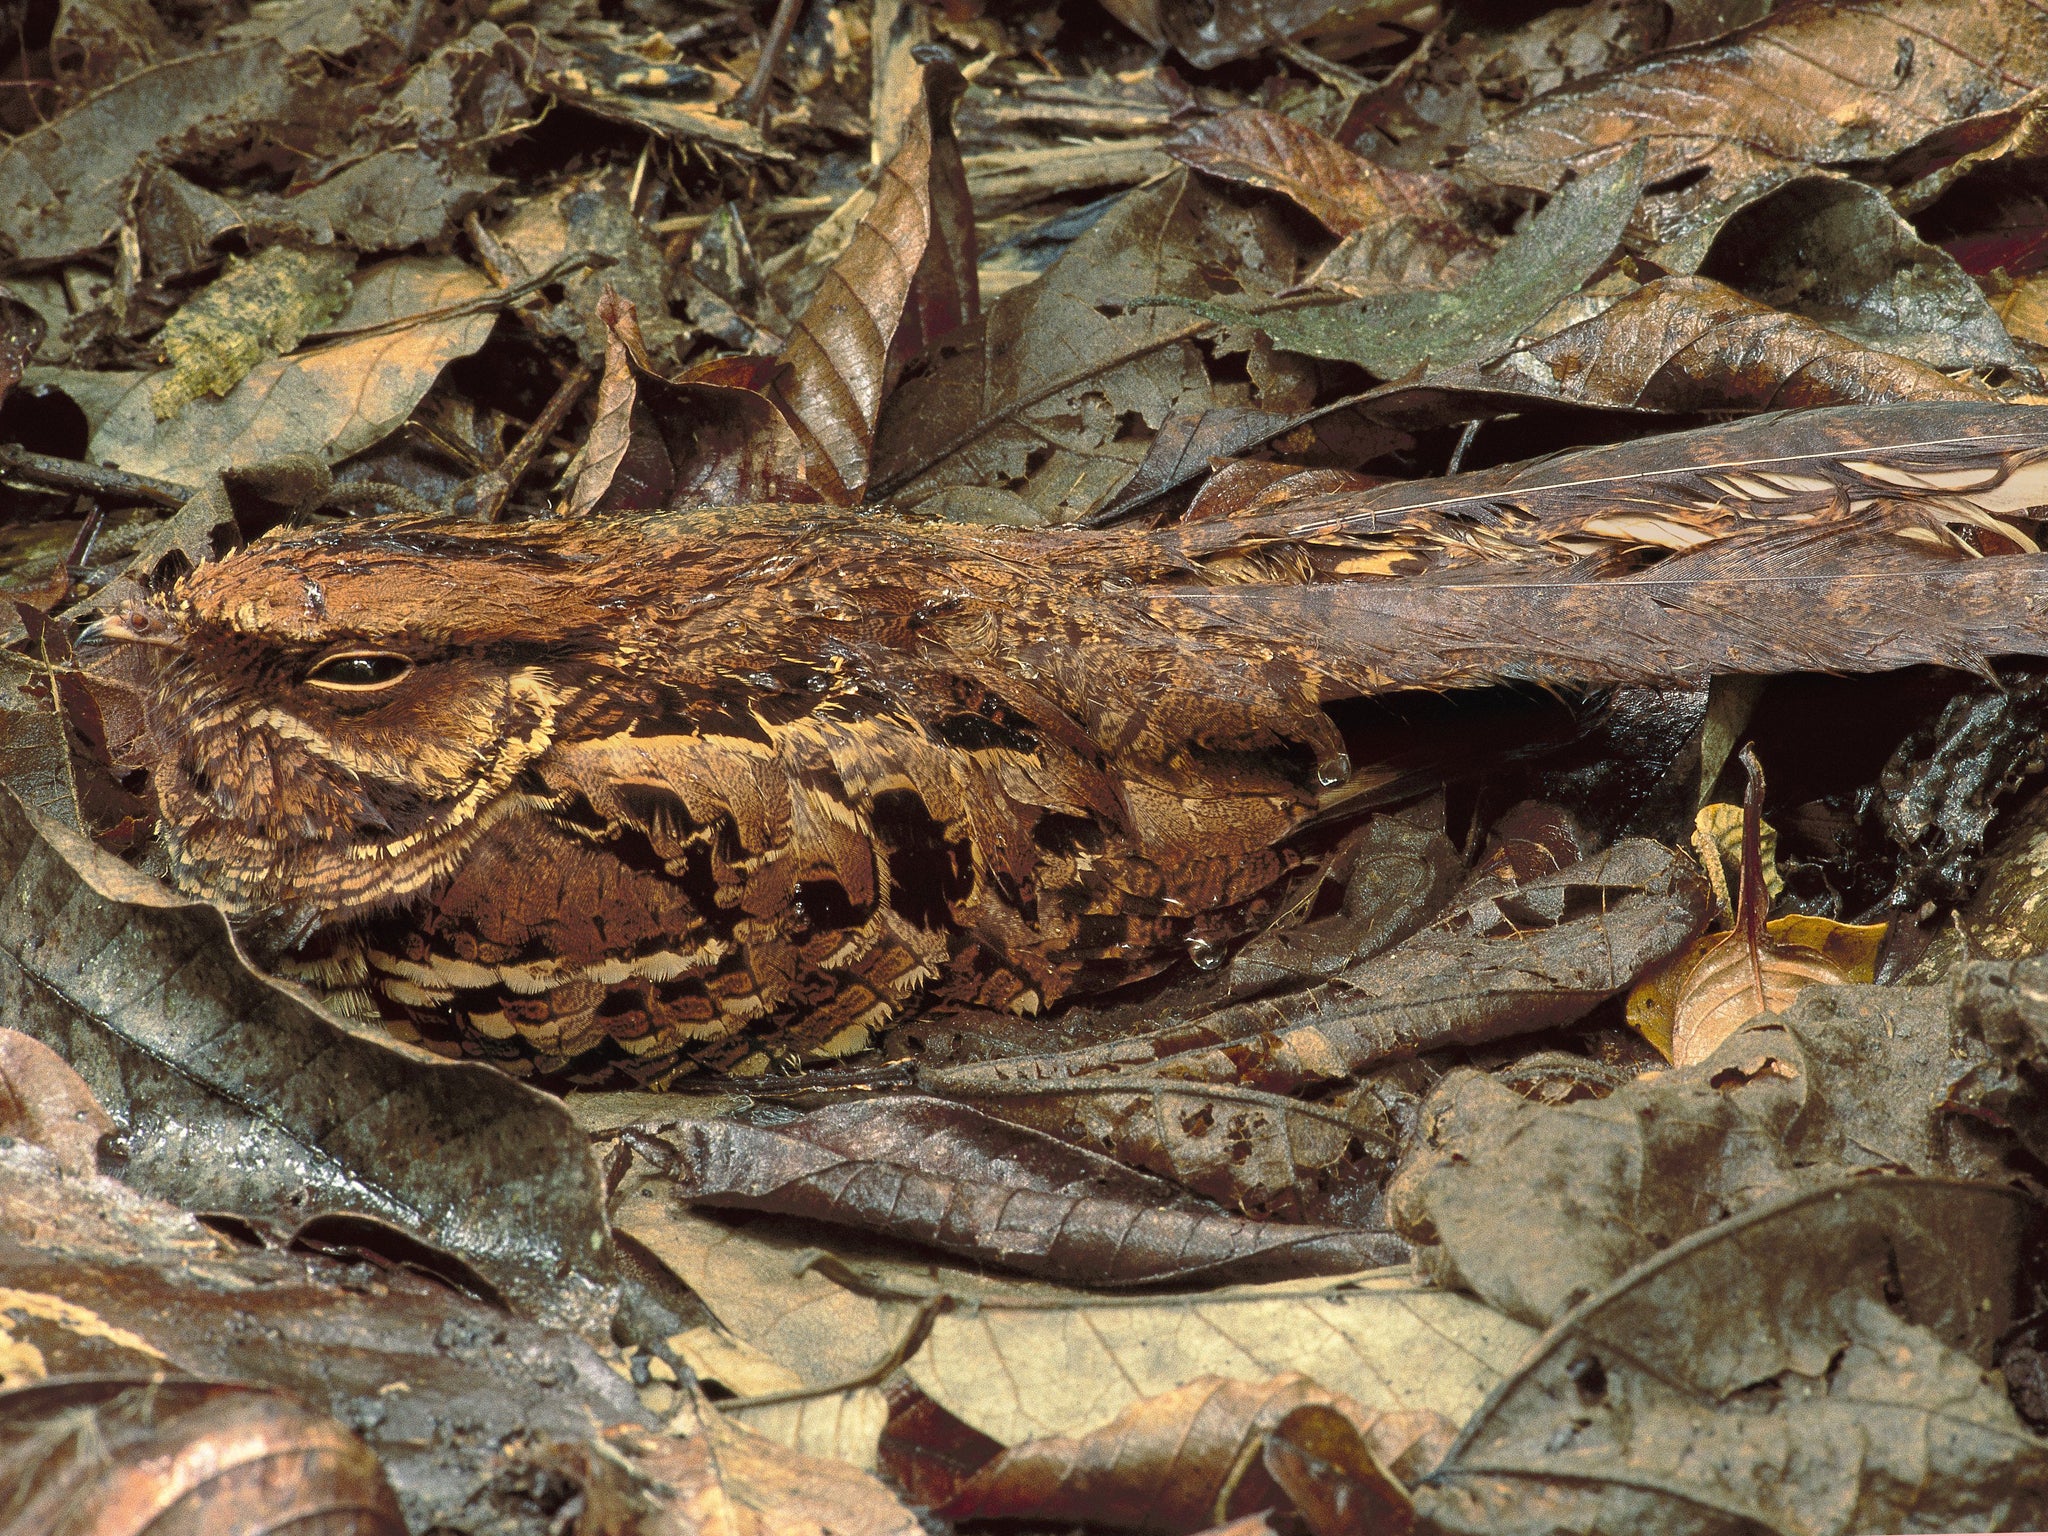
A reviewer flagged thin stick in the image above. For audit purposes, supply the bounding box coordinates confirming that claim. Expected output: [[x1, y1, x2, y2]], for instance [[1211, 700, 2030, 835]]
[[1445, 418, 1482, 475], [456, 361, 597, 521], [731, 0, 807, 128], [711, 1296, 949, 1411], [0, 445, 191, 507]]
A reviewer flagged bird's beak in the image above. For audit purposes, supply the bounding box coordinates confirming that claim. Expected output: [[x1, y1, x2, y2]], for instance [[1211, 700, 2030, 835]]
[[76, 604, 185, 650]]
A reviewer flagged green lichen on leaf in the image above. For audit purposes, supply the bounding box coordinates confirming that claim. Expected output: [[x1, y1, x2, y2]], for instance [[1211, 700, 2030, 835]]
[[152, 244, 356, 421]]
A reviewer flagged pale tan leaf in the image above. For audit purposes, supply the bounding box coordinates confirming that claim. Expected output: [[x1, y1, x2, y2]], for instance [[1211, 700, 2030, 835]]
[[565, 1411, 922, 1536], [88, 257, 498, 486], [615, 1189, 1534, 1450]]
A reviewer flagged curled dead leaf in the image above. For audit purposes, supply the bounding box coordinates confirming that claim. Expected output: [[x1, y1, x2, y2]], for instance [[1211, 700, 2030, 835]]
[[0, 1378, 405, 1536], [773, 55, 977, 503], [937, 1373, 1428, 1536]]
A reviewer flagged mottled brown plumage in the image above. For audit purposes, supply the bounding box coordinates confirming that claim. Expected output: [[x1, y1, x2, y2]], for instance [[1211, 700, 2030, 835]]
[[96, 404, 2048, 1081], [106, 502, 1415, 1081]]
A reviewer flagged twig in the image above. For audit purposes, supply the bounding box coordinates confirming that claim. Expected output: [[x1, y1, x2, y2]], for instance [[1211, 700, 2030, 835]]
[[313, 252, 612, 344], [0, 445, 191, 508], [731, 0, 808, 128], [454, 361, 597, 521], [1445, 418, 1482, 475], [709, 1295, 950, 1411]]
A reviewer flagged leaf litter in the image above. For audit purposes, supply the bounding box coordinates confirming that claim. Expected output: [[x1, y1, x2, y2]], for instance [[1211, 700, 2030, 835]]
[[9, 0, 2048, 1530]]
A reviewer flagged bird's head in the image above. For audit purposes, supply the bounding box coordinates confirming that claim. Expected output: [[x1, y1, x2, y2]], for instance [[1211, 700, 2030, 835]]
[[83, 517, 635, 934]]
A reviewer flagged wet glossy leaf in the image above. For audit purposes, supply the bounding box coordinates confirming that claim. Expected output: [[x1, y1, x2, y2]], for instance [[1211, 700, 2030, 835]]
[[0, 784, 616, 1333], [1697, 176, 2025, 374], [633, 1095, 1402, 1286], [0, 1138, 651, 1533]]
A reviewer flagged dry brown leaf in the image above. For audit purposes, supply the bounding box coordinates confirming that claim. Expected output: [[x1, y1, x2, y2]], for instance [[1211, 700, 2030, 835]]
[[773, 56, 976, 503], [1167, 108, 1473, 240], [938, 1374, 1419, 1536], [1627, 914, 1885, 1062], [872, 167, 1317, 522], [569, 296, 819, 513], [1167, 109, 1491, 300], [563, 1408, 923, 1536], [0, 1380, 405, 1536], [633, 1095, 1403, 1283], [0, 1027, 114, 1178], [1444, 275, 1988, 412], [566, 287, 647, 517], [1625, 751, 1865, 1065], [88, 257, 500, 486], [614, 1193, 1536, 1450], [1465, 0, 2048, 253]]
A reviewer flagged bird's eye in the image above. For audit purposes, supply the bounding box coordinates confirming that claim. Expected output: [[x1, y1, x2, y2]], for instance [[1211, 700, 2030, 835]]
[[304, 651, 414, 691]]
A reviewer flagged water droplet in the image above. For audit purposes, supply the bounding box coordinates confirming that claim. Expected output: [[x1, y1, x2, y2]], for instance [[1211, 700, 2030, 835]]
[[1187, 937, 1225, 971], [1316, 752, 1352, 789]]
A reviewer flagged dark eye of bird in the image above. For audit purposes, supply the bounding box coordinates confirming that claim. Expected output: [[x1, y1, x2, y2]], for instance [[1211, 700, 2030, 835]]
[[304, 651, 414, 691]]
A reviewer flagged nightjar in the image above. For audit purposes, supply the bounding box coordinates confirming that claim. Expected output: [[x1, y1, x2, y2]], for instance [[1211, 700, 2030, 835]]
[[86, 405, 2048, 1081]]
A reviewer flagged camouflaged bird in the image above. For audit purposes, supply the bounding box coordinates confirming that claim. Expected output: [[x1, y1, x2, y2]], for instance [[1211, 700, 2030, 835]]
[[93, 502, 1405, 1081], [89, 404, 2048, 1082]]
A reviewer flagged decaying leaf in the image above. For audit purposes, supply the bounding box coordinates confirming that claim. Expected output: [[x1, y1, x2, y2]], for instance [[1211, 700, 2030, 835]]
[[1166, 109, 1489, 297], [1390, 966, 2019, 1333], [151, 244, 356, 421], [1419, 1178, 2048, 1535], [1098, 0, 1419, 68], [872, 168, 1317, 522], [0, 1136, 653, 1534], [0, 42, 294, 265], [630, 1095, 1402, 1286], [613, 1194, 1536, 1450], [571, 296, 817, 514], [1447, 274, 1991, 413], [554, 1406, 924, 1536], [773, 56, 977, 503], [1179, 144, 1645, 380], [1346, 0, 1669, 174], [1466, 0, 2048, 256], [937, 1373, 1422, 1536], [0, 784, 616, 1332], [89, 257, 501, 486], [490, 166, 687, 367], [0, 1378, 406, 1536]]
